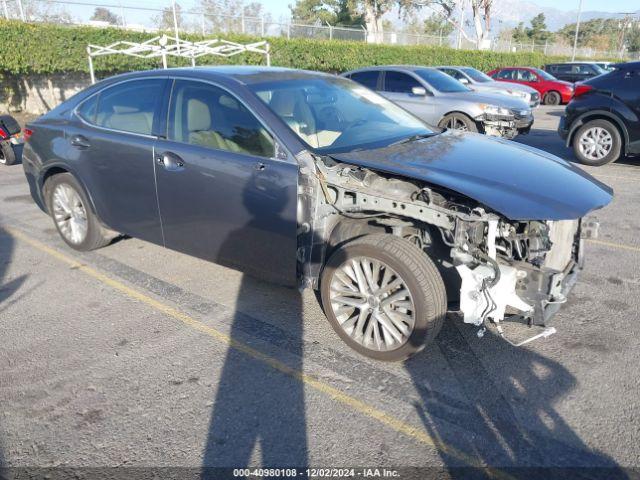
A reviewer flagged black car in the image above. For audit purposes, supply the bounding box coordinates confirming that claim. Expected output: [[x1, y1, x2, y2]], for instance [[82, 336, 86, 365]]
[[22, 67, 612, 360], [559, 61, 640, 166], [544, 63, 606, 83]]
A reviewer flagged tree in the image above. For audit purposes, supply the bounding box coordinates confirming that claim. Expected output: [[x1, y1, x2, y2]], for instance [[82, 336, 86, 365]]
[[289, 0, 422, 42], [200, 0, 271, 34], [290, 0, 338, 24], [335, 0, 364, 27], [511, 13, 552, 44], [558, 17, 640, 53], [89, 7, 121, 25], [423, 0, 493, 49], [527, 13, 551, 43], [422, 12, 453, 37], [154, 3, 184, 31]]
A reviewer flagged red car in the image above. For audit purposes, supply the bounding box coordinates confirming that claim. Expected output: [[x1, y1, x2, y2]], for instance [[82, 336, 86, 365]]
[[486, 67, 574, 106]]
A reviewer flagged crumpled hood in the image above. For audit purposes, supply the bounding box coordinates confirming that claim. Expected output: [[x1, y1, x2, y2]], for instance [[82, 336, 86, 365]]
[[330, 131, 613, 221]]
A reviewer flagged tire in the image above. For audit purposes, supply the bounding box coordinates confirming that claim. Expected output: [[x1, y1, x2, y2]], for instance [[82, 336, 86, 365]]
[[438, 113, 478, 133], [320, 234, 447, 362], [0, 141, 16, 166], [543, 91, 561, 106], [45, 173, 111, 251], [572, 119, 622, 166]]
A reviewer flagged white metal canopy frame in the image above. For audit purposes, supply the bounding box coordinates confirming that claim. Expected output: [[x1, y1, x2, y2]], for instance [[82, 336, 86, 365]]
[[86, 34, 271, 84]]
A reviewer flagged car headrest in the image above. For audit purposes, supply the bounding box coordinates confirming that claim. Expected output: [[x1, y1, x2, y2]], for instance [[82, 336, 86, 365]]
[[187, 98, 211, 132], [270, 91, 296, 117]]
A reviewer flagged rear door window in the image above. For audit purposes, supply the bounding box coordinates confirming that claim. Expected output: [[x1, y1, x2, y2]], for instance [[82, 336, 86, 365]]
[[348, 71, 380, 90], [92, 79, 165, 135], [383, 71, 422, 93]]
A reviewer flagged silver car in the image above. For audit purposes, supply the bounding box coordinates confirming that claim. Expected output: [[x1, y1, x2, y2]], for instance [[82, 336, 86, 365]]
[[343, 66, 533, 139], [437, 66, 541, 108]]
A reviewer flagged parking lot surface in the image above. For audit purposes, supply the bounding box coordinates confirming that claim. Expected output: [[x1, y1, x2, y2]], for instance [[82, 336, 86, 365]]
[[1, 106, 639, 476]]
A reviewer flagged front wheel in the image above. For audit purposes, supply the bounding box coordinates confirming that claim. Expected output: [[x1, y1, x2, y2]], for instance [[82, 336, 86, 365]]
[[0, 141, 16, 166], [572, 119, 622, 166], [320, 234, 447, 362], [438, 113, 478, 133]]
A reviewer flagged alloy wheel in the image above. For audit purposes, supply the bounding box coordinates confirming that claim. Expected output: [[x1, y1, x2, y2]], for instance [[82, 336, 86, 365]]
[[52, 183, 88, 245], [446, 116, 468, 131], [578, 127, 613, 161], [328, 257, 416, 352]]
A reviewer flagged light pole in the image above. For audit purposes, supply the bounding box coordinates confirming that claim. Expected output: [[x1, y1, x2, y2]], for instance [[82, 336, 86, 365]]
[[571, 0, 584, 61]]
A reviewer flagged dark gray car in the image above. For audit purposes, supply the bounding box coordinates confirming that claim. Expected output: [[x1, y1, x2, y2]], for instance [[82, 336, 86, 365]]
[[22, 67, 612, 361], [342, 66, 533, 139]]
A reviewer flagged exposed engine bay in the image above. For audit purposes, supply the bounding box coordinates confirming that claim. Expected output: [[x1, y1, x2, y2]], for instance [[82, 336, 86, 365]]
[[297, 152, 594, 344], [478, 111, 533, 140]]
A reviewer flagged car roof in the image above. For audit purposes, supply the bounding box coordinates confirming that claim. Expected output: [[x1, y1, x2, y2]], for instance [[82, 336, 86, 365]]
[[346, 65, 437, 73], [97, 66, 335, 86], [435, 66, 476, 69], [614, 61, 640, 69]]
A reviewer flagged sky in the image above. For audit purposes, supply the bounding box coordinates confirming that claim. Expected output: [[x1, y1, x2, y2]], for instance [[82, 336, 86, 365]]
[[25, 0, 639, 28], [525, 0, 639, 13], [258, 0, 640, 19]]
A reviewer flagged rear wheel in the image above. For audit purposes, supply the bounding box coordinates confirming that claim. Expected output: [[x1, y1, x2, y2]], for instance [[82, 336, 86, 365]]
[[0, 142, 16, 166], [543, 91, 561, 105], [438, 113, 478, 133], [320, 234, 447, 362], [572, 119, 622, 166], [45, 173, 111, 251]]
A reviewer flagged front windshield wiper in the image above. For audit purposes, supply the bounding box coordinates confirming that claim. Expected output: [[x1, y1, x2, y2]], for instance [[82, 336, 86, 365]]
[[388, 133, 435, 146]]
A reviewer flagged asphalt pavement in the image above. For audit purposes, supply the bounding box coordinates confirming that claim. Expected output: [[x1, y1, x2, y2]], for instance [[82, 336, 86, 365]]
[[0, 106, 639, 478]]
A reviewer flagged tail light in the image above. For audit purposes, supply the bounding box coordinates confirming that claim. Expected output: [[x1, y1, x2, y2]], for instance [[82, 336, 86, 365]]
[[23, 128, 34, 142], [573, 84, 593, 98], [0, 127, 7, 140]]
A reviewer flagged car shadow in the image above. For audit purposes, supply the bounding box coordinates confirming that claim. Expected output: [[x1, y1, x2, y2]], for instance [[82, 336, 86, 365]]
[[404, 318, 628, 478], [201, 178, 308, 477]]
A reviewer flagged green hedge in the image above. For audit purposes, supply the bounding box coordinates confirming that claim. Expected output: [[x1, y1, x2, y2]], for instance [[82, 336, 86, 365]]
[[0, 19, 569, 76]]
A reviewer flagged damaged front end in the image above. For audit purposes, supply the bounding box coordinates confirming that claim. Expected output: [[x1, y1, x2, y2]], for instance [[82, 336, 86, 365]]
[[453, 217, 597, 345], [298, 152, 600, 347], [477, 108, 534, 139]]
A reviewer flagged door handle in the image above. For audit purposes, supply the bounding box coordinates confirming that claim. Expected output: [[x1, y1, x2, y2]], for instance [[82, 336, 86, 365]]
[[70, 135, 91, 149], [156, 151, 185, 171], [254, 161, 266, 171]]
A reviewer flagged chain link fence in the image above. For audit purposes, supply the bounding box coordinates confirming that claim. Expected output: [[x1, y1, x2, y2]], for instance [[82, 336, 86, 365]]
[[2, 0, 638, 60]]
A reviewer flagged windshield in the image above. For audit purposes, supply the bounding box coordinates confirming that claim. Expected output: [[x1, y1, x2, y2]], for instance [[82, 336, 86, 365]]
[[250, 77, 433, 154], [414, 68, 471, 93], [460, 67, 493, 83], [534, 68, 556, 81]]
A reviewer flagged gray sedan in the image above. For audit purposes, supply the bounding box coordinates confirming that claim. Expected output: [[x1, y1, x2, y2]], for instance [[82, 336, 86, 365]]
[[343, 66, 533, 139], [436, 66, 541, 108]]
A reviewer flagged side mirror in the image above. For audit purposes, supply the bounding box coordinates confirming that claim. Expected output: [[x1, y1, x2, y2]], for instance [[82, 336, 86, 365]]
[[411, 86, 427, 96], [459, 77, 469, 85]]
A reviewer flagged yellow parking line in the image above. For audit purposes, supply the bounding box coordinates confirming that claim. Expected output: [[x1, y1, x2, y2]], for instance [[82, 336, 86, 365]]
[[5, 226, 513, 479], [587, 238, 640, 253]]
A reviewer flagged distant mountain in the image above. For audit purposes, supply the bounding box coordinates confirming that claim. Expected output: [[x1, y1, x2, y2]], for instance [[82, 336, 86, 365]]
[[383, 1, 639, 35], [491, 0, 639, 31]]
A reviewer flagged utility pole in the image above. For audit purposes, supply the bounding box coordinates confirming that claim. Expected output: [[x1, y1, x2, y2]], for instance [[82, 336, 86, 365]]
[[571, 0, 584, 61]]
